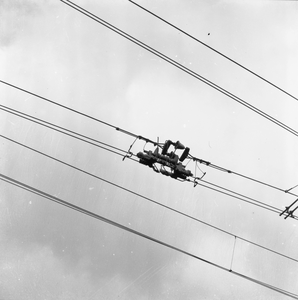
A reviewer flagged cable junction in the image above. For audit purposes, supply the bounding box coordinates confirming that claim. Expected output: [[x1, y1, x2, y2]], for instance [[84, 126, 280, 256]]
[[286, 183, 298, 193], [1, 105, 296, 218], [1, 173, 298, 299], [0, 85, 297, 198], [60, 0, 298, 139], [280, 198, 298, 220]]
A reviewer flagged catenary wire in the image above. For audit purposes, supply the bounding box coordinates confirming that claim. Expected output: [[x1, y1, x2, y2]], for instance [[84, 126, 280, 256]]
[[60, 0, 298, 139], [190, 155, 298, 198], [129, 0, 298, 103], [0, 89, 297, 198], [1, 173, 297, 300], [1, 133, 298, 264], [199, 178, 282, 213], [0, 107, 294, 214], [0, 80, 119, 131], [0, 80, 154, 143], [0, 104, 138, 160]]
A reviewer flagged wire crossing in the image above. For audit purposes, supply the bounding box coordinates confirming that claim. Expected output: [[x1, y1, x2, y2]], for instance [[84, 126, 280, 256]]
[[129, 0, 298, 103], [1, 173, 298, 299], [1, 132, 298, 262], [60, 0, 298, 139]]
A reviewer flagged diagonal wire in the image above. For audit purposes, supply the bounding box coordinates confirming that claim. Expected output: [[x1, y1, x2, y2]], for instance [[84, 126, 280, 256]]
[[200, 178, 282, 213], [0, 129, 290, 219], [2, 104, 290, 210], [1, 133, 298, 262], [0, 83, 297, 198], [0, 105, 297, 217], [60, 0, 298, 138], [129, 0, 298, 103], [1, 173, 298, 299], [0, 80, 118, 131], [0, 104, 135, 159]]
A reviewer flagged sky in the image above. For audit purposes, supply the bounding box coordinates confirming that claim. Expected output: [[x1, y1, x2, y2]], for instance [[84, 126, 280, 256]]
[[1, 0, 298, 299]]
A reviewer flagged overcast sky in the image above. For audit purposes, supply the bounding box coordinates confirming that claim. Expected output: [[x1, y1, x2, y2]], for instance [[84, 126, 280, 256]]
[[1, 0, 298, 299]]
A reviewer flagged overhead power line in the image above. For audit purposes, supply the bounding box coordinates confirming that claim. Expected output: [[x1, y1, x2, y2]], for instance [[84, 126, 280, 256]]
[[1, 173, 298, 299], [0, 80, 119, 131], [1, 132, 298, 263], [0, 104, 137, 161], [0, 85, 297, 198], [128, 0, 298, 103], [0, 80, 152, 142], [199, 178, 282, 214], [0, 107, 295, 216], [60, 0, 298, 139]]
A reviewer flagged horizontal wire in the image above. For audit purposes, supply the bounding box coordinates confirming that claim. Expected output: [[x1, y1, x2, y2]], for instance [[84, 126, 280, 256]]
[[60, 0, 298, 139], [1, 133, 298, 263], [129, 0, 298, 102], [1, 173, 297, 299]]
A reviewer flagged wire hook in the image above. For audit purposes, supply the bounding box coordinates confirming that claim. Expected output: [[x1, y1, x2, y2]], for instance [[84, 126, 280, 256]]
[[122, 136, 138, 161]]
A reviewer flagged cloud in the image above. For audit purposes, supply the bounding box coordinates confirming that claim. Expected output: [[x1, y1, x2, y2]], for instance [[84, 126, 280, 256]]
[[0, 175, 182, 299], [0, 241, 97, 300], [0, 0, 55, 46], [0, 192, 93, 299]]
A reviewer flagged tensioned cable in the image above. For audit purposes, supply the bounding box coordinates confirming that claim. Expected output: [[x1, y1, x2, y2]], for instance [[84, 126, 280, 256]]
[[0, 95, 296, 198], [199, 178, 282, 214], [0, 80, 154, 142], [191, 155, 298, 198], [0, 80, 119, 131], [60, 0, 298, 139], [129, 0, 298, 103], [0, 104, 138, 160], [1, 173, 297, 299], [0, 106, 293, 214], [1, 133, 298, 263]]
